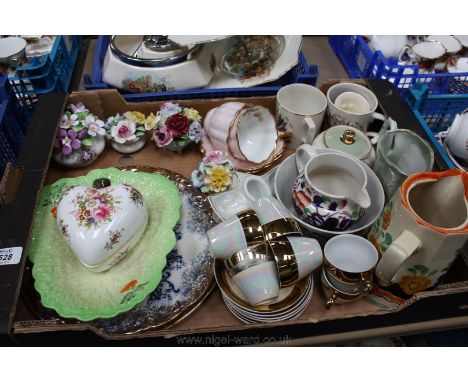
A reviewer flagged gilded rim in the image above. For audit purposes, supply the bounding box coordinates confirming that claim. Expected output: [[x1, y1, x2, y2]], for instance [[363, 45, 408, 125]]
[[263, 217, 302, 242], [237, 209, 265, 246], [214, 258, 310, 313], [268, 240, 300, 288], [234, 104, 279, 165], [323, 257, 374, 284]]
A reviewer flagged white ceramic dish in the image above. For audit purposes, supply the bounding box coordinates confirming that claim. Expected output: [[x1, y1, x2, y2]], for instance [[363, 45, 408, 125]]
[[208, 173, 272, 220], [272, 151, 385, 236], [56, 183, 149, 272], [201, 129, 286, 173], [222, 275, 312, 317], [447, 57, 468, 75], [237, 105, 277, 163], [223, 283, 312, 322], [428, 35, 462, 54], [207, 35, 302, 89], [102, 42, 214, 92]]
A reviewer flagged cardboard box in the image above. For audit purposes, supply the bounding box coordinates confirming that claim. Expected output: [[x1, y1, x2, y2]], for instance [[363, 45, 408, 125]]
[[2, 80, 468, 345]]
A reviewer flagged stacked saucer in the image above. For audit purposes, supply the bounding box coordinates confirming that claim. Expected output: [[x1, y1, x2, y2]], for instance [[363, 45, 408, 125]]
[[215, 259, 313, 323]]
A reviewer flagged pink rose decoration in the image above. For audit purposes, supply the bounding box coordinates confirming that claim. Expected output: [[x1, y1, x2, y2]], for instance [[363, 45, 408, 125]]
[[111, 121, 136, 144], [153, 125, 173, 147], [92, 205, 111, 220], [203, 150, 228, 165]]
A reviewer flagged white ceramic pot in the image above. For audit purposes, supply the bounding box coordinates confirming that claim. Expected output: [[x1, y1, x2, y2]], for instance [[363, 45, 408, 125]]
[[273, 151, 385, 237], [53, 135, 105, 168], [56, 181, 149, 272], [326, 83, 386, 134], [311, 125, 376, 167], [293, 145, 371, 231], [111, 135, 147, 154], [276, 83, 327, 149], [102, 43, 214, 92], [369, 169, 468, 295]]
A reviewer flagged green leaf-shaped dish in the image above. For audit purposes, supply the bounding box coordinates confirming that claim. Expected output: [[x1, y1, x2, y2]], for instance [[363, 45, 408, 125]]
[[29, 168, 181, 321]]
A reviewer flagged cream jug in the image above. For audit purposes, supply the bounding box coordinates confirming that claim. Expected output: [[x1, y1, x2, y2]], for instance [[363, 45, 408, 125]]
[[368, 169, 468, 295]]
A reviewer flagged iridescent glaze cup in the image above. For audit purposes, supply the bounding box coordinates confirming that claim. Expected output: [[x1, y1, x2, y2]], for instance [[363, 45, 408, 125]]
[[207, 209, 265, 259]]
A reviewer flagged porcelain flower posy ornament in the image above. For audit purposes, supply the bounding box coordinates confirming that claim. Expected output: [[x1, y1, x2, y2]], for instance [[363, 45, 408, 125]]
[[191, 150, 235, 193], [53, 102, 106, 167], [152, 102, 203, 153], [105, 111, 152, 154]]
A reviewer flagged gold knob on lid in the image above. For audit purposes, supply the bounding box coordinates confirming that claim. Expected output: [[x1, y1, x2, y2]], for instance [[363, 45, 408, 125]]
[[340, 129, 356, 145]]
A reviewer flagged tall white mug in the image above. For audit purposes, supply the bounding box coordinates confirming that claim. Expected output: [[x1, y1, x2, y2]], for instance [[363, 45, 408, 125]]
[[276, 84, 327, 149]]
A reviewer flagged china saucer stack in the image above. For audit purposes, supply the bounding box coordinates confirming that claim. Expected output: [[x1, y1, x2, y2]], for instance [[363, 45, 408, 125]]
[[215, 259, 313, 324]]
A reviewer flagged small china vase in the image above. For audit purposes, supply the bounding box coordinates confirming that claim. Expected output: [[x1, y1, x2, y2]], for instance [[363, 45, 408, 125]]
[[292, 173, 365, 231], [111, 135, 147, 154], [53, 135, 105, 168], [165, 140, 191, 153]]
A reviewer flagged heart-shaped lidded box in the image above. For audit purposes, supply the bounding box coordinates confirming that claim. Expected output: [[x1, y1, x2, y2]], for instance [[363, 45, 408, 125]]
[[56, 179, 149, 272]]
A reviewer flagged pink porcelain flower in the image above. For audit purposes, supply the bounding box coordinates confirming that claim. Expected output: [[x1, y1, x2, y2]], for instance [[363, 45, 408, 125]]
[[111, 121, 136, 144], [202, 150, 228, 165], [153, 125, 173, 147]]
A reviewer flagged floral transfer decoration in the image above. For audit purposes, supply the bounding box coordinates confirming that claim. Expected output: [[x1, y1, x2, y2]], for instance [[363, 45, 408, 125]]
[[122, 74, 174, 93], [292, 174, 362, 231], [368, 200, 394, 255], [191, 151, 235, 193], [104, 229, 124, 251], [71, 187, 121, 230], [58, 219, 70, 241], [55, 102, 105, 157], [223, 36, 281, 81], [152, 102, 203, 153], [123, 184, 144, 206]]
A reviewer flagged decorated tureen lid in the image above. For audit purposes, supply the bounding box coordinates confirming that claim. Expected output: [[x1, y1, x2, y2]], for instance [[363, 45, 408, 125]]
[[323, 125, 371, 160], [110, 35, 200, 67]]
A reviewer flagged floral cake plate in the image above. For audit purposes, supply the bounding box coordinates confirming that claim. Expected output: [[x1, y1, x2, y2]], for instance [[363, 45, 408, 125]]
[[23, 166, 216, 336], [28, 167, 181, 322]]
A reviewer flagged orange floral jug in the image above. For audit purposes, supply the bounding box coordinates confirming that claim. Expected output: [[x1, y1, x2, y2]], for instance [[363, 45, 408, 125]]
[[368, 169, 468, 295]]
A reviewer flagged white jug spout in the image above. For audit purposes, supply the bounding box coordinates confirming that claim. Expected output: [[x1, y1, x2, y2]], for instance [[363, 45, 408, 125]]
[[352, 189, 371, 209]]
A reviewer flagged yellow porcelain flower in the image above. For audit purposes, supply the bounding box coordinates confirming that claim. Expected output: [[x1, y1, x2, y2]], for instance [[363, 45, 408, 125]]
[[144, 112, 158, 131], [124, 111, 146, 124], [204, 165, 232, 193], [183, 108, 201, 121]]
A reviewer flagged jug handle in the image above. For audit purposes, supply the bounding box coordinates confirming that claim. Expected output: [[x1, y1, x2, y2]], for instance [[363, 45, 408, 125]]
[[367, 117, 398, 145], [375, 230, 421, 286], [296, 144, 319, 174], [304, 117, 317, 145]]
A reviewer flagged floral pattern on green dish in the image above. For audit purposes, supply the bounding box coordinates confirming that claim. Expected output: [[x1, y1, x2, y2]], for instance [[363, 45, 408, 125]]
[[28, 167, 181, 321]]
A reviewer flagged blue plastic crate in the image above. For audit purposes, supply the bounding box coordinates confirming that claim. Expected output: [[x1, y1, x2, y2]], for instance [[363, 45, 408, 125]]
[[329, 35, 468, 97], [6, 36, 82, 113], [83, 35, 319, 96], [0, 77, 28, 178], [406, 83, 468, 169]]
